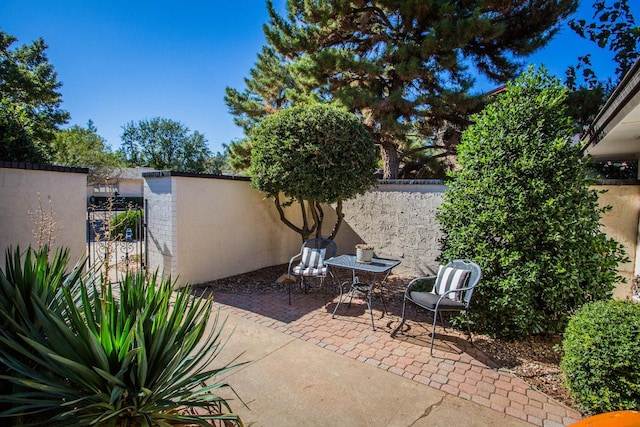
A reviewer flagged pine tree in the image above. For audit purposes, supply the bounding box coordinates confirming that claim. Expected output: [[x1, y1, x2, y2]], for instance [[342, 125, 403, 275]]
[[0, 31, 69, 162], [264, 0, 578, 178], [224, 46, 298, 134], [224, 45, 321, 172]]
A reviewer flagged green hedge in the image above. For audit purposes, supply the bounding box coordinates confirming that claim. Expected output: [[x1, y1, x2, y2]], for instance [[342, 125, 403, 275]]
[[109, 210, 142, 240], [561, 300, 640, 413]]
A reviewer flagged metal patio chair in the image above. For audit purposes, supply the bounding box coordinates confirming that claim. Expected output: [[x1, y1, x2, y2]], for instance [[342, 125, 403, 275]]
[[287, 238, 337, 304], [391, 259, 481, 355]]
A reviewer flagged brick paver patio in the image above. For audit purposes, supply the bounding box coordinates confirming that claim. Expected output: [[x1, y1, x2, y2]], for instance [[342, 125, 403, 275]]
[[205, 280, 583, 427]]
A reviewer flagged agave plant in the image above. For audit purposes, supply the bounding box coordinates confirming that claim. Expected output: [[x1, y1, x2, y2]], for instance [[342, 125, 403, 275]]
[[0, 246, 245, 426]]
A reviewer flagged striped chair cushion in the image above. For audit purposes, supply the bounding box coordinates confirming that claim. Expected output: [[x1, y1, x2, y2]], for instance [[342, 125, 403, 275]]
[[292, 265, 328, 277], [435, 266, 470, 301], [300, 247, 326, 269]]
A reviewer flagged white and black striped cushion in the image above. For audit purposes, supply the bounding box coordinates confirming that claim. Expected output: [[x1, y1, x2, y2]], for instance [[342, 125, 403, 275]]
[[435, 266, 470, 301], [292, 265, 328, 276], [300, 247, 326, 269]]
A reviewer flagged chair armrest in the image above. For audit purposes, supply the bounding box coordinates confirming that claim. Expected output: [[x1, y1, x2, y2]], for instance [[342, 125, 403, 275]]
[[287, 251, 303, 276], [435, 284, 475, 306], [406, 276, 436, 294]]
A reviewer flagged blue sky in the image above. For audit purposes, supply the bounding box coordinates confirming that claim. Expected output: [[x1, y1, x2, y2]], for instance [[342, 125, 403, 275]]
[[2, 1, 638, 154]]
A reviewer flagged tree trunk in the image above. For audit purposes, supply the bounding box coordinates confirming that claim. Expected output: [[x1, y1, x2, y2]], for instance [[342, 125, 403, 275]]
[[273, 195, 345, 242], [380, 142, 399, 179], [327, 199, 343, 240]]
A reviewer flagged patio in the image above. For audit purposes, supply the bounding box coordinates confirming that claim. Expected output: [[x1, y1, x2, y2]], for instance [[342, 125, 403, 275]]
[[195, 266, 583, 426]]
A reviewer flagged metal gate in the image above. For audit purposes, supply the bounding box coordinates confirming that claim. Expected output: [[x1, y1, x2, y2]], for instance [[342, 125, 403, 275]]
[[86, 197, 146, 283]]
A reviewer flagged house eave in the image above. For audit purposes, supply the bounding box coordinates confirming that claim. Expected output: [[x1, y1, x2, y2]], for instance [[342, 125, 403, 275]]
[[582, 59, 640, 162]]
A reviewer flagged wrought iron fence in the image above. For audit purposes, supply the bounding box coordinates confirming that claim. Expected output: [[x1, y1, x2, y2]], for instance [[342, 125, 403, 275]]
[[86, 197, 146, 283]]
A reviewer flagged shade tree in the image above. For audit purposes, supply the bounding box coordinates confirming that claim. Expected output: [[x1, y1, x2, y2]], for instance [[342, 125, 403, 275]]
[[119, 117, 211, 173], [51, 121, 123, 183], [250, 104, 377, 241]]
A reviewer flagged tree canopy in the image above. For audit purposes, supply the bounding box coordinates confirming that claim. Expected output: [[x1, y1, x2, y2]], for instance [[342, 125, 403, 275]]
[[0, 31, 69, 162], [569, 0, 640, 85], [260, 0, 578, 178], [437, 66, 627, 338], [250, 103, 377, 241], [51, 121, 123, 183], [119, 117, 211, 172], [225, 46, 300, 134]]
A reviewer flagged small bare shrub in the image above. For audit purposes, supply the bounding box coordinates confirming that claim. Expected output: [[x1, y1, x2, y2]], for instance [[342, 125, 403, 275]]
[[28, 193, 56, 256]]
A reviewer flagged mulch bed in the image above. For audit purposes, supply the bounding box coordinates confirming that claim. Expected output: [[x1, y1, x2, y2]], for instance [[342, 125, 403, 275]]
[[196, 263, 580, 413]]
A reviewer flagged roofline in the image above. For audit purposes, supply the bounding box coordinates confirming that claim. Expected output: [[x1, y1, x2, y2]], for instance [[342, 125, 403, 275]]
[[582, 58, 640, 157]]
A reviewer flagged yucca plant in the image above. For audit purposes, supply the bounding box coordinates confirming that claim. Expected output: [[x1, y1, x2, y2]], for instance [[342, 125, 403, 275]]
[[0, 245, 87, 423], [0, 246, 85, 327], [0, 247, 245, 426]]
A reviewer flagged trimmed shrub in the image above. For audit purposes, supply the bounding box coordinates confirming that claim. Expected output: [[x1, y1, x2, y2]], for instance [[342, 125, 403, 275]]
[[561, 299, 640, 414], [110, 209, 142, 240], [437, 66, 627, 338]]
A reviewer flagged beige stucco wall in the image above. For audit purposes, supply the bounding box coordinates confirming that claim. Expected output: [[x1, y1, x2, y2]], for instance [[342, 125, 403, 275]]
[[174, 177, 301, 285], [0, 166, 88, 264], [144, 174, 360, 287], [118, 178, 144, 198], [595, 185, 640, 299]]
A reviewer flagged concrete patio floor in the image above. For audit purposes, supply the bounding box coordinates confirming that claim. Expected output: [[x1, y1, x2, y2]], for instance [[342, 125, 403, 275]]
[[205, 285, 583, 427]]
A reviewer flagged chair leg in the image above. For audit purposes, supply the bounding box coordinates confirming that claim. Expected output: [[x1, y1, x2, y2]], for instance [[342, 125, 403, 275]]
[[391, 297, 408, 338], [430, 310, 438, 356], [465, 311, 474, 346]]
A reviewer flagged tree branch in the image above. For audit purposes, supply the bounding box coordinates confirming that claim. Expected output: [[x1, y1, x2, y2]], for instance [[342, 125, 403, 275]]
[[274, 194, 305, 240]]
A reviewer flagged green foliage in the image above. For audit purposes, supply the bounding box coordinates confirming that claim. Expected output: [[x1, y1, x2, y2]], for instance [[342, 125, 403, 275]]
[[0, 246, 86, 423], [52, 121, 124, 182], [110, 209, 143, 240], [397, 131, 451, 179], [0, 246, 244, 426], [564, 0, 639, 129], [120, 117, 212, 172], [569, 0, 640, 83], [0, 31, 69, 162], [224, 140, 252, 174], [561, 300, 640, 414], [437, 66, 627, 338], [225, 46, 303, 134], [251, 104, 377, 202], [203, 151, 229, 175], [0, 100, 45, 163], [264, 0, 577, 178], [250, 103, 377, 240]]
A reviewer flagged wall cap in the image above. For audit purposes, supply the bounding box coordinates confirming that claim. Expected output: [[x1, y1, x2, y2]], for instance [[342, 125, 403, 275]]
[[142, 171, 251, 181], [0, 161, 88, 174]]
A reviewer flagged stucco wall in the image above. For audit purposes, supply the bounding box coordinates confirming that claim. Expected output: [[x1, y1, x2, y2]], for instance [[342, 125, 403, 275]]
[[342, 183, 447, 277], [143, 176, 638, 298], [0, 165, 88, 263], [144, 173, 360, 287], [595, 185, 640, 299], [118, 179, 144, 198]]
